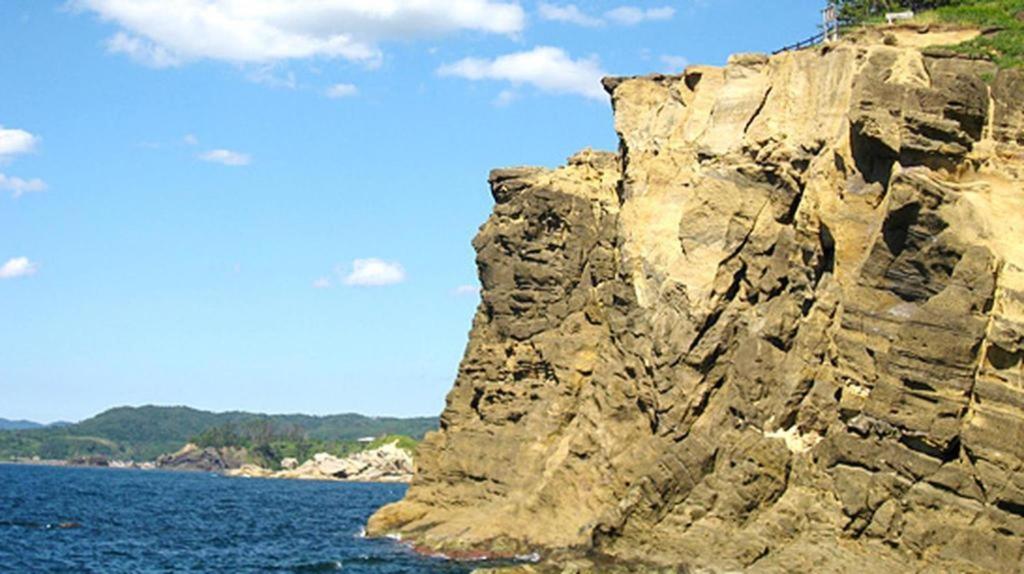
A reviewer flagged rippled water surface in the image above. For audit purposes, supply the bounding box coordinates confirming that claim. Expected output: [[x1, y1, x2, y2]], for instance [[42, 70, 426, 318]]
[[0, 464, 477, 573]]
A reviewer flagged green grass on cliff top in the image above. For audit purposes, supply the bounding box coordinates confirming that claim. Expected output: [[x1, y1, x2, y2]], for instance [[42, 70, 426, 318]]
[[927, 0, 1024, 68], [866, 1, 1024, 68]]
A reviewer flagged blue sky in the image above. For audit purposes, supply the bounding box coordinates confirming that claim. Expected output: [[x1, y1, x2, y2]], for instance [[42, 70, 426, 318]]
[[0, 0, 823, 423]]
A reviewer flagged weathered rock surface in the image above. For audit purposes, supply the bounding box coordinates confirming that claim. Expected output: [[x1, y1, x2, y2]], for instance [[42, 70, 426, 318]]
[[369, 34, 1024, 573], [228, 442, 415, 482]]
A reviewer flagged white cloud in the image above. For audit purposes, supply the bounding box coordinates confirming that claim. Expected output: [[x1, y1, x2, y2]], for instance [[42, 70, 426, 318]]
[[493, 89, 517, 107], [106, 31, 182, 68], [199, 149, 251, 166], [660, 54, 689, 71], [0, 257, 38, 279], [343, 258, 406, 286], [183, 134, 198, 146], [0, 126, 46, 197], [0, 126, 39, 158], [605, 6, 675, 25], [247, 65, 298, 89], [538, 3, 603, 27], [438, 46, 607, 101], [0, 173, 47, 198], [325, 83, 359, 98], [538, 4, 674, 27], [312, 277, 332, 289], [75, 0, 526, 68], [453, 284, 480, 296]]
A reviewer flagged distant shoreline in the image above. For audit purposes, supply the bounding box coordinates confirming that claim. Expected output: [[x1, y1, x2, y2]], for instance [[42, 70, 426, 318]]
[[1, 458, 156, 470], [2, 458, 69, 467], [0, 461, 413, 486], [0, 454, 415, 485]]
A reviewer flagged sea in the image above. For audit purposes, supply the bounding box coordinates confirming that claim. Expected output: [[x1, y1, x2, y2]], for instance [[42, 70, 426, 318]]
[[0, 464, 490, 573]]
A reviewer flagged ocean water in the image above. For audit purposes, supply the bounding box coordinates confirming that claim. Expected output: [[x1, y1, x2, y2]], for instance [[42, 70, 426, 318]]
[[0, 464, 481, 573]]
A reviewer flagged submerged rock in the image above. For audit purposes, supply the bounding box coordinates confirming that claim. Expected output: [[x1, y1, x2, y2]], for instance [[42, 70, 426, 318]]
[[368, 31, 1024, 573]]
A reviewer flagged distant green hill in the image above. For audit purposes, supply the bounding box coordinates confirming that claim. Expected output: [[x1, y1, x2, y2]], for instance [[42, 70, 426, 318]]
[[0, 418, 44, 431], [0, 406, 437, 461]]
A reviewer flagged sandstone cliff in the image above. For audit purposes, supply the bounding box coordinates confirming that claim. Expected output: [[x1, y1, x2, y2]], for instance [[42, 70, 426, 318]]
[[369, 30, 1024, 573]]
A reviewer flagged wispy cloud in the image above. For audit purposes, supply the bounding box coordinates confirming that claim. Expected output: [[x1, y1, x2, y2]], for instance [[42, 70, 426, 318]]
[[0, 173, 47, 198], [660, 54, 690, 71], [247, 65, 297, 89], [493, 89, 518, 107], [199, 149, 251, 166], [183, 134, 199, 146], [325, 83, 358, 99], [438, 46, 607, 101], [453, 284, 480, 296], [342, 258, 406, 287], [0, 257, 37, 279], [538, 3, 603, 27], [605, 6, 675, 25], [537, 4, 675, 27], [106, 31, 181, 68], [312, 277, 332, 289]]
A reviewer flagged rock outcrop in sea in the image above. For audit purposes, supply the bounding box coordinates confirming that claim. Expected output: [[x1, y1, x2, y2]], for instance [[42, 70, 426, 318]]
[[155, 443, 248, 472], [368, 25, 1024, 573], [228, 442, 415, 482]]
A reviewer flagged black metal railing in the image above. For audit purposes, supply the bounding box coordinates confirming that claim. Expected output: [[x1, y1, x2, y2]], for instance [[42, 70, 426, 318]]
[[773, 31, 826, 55]]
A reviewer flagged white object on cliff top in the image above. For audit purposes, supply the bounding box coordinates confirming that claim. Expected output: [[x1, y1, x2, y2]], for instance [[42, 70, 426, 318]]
[[886, 11, 915, 25]]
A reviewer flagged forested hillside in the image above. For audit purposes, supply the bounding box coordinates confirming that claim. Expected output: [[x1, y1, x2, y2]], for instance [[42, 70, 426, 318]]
[[0, 406, 437, 461]]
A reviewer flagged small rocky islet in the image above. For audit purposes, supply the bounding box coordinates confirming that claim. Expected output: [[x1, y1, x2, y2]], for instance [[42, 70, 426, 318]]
[[156, 441, 416, 482]]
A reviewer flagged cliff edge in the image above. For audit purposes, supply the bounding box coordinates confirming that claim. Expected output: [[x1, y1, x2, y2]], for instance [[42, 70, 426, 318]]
[[369, 31, 1024, 573]]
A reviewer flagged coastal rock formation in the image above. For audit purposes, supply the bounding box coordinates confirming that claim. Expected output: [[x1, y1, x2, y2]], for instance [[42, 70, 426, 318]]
[[369, 29, 1024, 573], [64, 457, 155, 470], [155, 443, 247, 472], [228, 442, 415, 482]]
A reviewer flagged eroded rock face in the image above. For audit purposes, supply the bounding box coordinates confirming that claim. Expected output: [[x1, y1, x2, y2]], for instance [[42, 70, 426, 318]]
[[369, 40, 1024, 572]]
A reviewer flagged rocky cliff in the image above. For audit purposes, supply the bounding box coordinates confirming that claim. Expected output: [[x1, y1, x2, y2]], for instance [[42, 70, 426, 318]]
[[369, 28, 1024, 573]]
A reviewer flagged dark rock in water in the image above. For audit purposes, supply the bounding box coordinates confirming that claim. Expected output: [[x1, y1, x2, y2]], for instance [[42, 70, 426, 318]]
[[68, 456, 110, 468], [155, 444, 247, 472], [369, 31, 1024, 574]]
